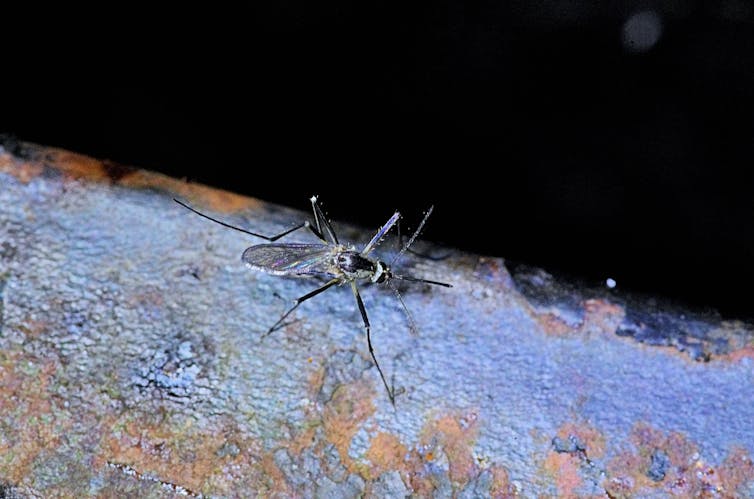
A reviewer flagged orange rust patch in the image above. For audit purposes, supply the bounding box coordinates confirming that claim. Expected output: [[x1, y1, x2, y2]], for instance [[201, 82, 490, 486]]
[[99, 414, 292, 496], [543, 451, 582, 497], [120, 169, 257, 213], [533, 298, 625, 337], [307, 364, 326, 398], [719, 447, 754, 496], [0, 142, 259, 214], [288, 420, 320, 457], [404, 411, 480, 493], [0, 154, 44, 183], [322, 380, 376, 472], [0, 143, 132, 184], [257, 450, 292, 496], [102, 417, 222, 492], [429, 413, 479, 484], [555, 422, 606, 459], [723, 345, 754, 362], [603, 422, 753, 497], [582, 299, 624, 334], [366, 432, 408, 479], [535, 311, 572, 335], [489, 465, 518, 498], [630, 423, 697, 468], [0, 352, 68, 483], [43, 149, 114, 182], [284, 364, 325, 457], [540, 421, 606, 497]]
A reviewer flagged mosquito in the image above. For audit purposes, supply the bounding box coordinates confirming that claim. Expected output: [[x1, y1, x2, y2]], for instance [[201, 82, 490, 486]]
[[173, 196, 452, 404]]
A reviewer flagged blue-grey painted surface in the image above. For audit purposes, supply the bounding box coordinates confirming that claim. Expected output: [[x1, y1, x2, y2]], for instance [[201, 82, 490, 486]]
[[1, 155, 753, 496]]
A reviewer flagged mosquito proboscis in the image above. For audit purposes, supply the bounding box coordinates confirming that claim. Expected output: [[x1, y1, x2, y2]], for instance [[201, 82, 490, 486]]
[[174, 196, 451, 405]]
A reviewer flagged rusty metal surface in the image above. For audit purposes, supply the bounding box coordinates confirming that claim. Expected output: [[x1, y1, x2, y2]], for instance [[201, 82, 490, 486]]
[[1, 140, 754, 497]]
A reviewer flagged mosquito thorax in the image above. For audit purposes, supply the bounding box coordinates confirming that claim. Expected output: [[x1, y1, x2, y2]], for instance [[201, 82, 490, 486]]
[[336, 251, 377, 280]]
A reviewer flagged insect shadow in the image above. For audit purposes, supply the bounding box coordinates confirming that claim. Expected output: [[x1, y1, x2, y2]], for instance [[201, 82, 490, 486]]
[[174, 196, 451, 405]]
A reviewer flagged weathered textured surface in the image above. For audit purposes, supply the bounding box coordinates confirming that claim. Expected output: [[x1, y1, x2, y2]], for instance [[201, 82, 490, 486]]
[[1, 139, 754, 497]]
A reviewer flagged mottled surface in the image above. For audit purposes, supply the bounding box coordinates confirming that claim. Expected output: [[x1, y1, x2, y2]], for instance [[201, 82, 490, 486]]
[[1, 141, 753, 497]]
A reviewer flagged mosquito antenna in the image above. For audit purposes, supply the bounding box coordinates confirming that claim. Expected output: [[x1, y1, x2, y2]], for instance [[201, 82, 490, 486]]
[[387, 281, 419, 336], [174, 198, 307, 241], [390, 205, 434, 266], [394, 274, 452, 288]]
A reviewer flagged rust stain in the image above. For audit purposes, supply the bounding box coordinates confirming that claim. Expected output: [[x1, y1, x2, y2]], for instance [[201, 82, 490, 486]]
[[489, 465, 518, 498], [0, 154, 44, 183], [543, 452, 582, 497], [427, 412, 479, 484], [365, 432, 408, 479], [256, 448, 293, 496], [307, 364, 326, 400], [534, 311, 573, 336], [316, 402, 505, 494], [581, 299, 625, 335], [101, 416, 222, 492], [542, 422, 606, 497], [0, 346, 518, 496], [404, 411, 481, 494], [99, 413, 292, 496], [0, 352, 68, 484], [322, 380, 376, 472], [284, 360, 325, 457], [606, 422, 690, 496], [119, 169, 256, 213], [0, 142, 259, 214], [41, 149, 113, 182], [631, 423, 697, 469], [288, 424, 319, 458], [556, 422, 606, 459], [723, 345, 754, 363], [719, 447, 754, 496], [605, 422, 754, 497], [524, 294, 626, 338], [101, 159, 137, 183]]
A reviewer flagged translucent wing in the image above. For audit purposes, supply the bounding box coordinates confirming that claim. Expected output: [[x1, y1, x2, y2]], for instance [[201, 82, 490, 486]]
[[242, 243, 335, 277]]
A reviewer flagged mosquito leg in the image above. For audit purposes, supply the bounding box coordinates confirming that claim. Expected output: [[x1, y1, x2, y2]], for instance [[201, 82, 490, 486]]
[[175, 198, 314, 242], [395, 216, 403, 253], [361, 211, 401, 255], [351, 282, 395, 406], [266, 278, 340, 335], [387, 281, 419, 336], [310, 196, 339, 245]]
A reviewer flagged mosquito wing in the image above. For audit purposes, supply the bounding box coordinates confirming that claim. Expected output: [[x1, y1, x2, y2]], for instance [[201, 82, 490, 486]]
[[242, 243, 336, 277]]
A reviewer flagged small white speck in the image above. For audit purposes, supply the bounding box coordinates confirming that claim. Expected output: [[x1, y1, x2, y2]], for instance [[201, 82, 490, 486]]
[[622, 10, 663, 53], [606, 278, 617, 289], [310, 195, 318, 203]]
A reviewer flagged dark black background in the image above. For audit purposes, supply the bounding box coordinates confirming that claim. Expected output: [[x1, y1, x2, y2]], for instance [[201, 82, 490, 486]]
[[3, 3, 753, 318]]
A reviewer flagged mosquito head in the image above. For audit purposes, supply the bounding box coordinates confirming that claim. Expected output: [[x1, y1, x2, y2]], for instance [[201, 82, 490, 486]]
[[371, 260, 393, 284]]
